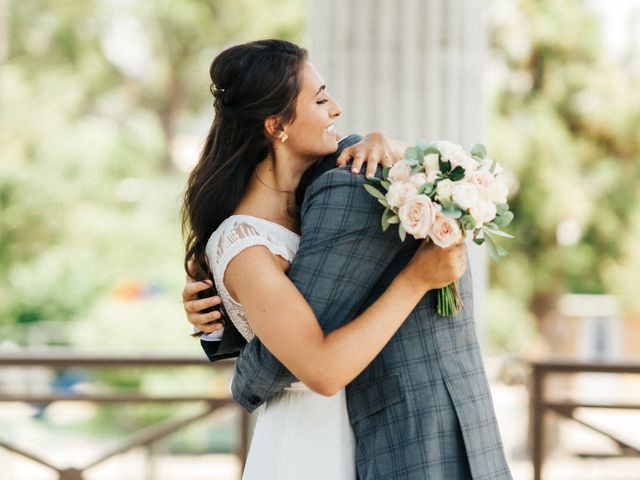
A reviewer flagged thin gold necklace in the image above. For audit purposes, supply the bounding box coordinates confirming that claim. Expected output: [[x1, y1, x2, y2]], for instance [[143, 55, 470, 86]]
[[253, 169, 294, 194], [253, 170, 298, 218]]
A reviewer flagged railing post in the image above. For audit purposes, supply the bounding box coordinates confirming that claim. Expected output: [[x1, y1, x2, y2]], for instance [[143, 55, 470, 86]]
[[530, 363, 544, 480]]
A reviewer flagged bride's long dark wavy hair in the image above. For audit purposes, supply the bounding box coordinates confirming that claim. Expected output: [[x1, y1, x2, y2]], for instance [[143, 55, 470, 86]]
[[182, 39, 308, 290]]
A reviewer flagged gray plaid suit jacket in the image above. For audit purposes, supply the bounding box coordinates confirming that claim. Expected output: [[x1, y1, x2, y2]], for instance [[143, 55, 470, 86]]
[[231, 135, 512, 479]]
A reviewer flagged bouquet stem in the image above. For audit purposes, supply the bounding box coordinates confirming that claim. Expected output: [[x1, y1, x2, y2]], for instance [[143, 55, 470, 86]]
[[437, 281, 464, 316]]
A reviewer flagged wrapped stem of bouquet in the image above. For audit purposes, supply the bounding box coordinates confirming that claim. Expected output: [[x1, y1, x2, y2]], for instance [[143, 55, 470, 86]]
[[364, 140, 514, 316]]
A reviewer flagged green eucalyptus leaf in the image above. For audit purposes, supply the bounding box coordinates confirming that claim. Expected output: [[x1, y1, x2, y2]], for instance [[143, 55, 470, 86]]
[[424, 146, 440, 156], [484, 233, 500, 262], [382, 166, 391, 179], [471, 144, 487, 159], [416, 138, 429, 150], [484, 228, 514, 239], [500, 211, 514, 227], [381, 180, 391, 190], [382, 213, 390, 231], [442, 206, 463, 219], [496, 203, 509, 215], [366, 176, 382, 186], [493, 215, 508, 228], [473, 237, 485, 246], [398, 224, 407, 242], [404, 146, 418, 160], [419, 182, 435, 196], [364, 183, 386, 200], [378, 198, 389, 208], [460, 214, 476, 230], [485, 221, 499, 230], [388, 215, 400, 224]]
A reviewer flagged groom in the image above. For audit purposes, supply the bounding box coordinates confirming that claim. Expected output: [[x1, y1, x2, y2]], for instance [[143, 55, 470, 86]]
[[184, 134, 512, 479]]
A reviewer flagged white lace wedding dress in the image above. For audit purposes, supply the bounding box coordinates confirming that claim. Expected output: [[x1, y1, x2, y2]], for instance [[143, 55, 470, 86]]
[[201, 215, 356, 480]]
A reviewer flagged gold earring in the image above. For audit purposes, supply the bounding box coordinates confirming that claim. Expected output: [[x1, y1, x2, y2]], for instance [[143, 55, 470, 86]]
[[281, 132, 288, 143]]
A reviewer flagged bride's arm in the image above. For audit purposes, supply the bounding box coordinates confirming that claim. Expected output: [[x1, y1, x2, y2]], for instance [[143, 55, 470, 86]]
[[225, 240, 465, 396]]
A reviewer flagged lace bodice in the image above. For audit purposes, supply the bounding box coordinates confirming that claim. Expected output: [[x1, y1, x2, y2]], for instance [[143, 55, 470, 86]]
[[201, 215, 300, 342]]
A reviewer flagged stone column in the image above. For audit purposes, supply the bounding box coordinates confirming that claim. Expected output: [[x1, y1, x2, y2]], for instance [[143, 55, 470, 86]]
[[307, 0, 489, 342]]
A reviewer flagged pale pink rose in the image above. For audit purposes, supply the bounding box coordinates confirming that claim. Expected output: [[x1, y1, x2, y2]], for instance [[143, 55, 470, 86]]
[[386, 181, 418, 209], [436, 179, 455, 202], [452, 182, 480, 210], [470, 169, 495, 194], [398, 195, 438, 239], [485, 179, 508, 204], [410, 172, 429, 189], [430, 213, 463, 248], [469, 199, 497, 225], [387, 161, 412, 183]]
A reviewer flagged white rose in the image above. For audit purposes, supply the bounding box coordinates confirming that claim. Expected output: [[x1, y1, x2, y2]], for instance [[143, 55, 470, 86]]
[[398, 195, 438, 239], [423, 153, 440, 173], [429, 213, 463, 248], [387, 161, 412, 183], [469, 199, 497, 225], [459, 155, 480, 176], [452, 182, 480, 210], [386, 181, 418, 209], [434, 140, 466, 166], [470, 169, 495, 194], [426, 170, 439, 183], [410, 172, 429, 189], [485, 179, 508, 204], [436, 179, 455, 202], [479, 158, 504, 176]]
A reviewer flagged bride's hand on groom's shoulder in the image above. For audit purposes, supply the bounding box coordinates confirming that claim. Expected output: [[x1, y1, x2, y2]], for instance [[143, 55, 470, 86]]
[[335, 131, 407, 179], [182, 275, 225, 334]]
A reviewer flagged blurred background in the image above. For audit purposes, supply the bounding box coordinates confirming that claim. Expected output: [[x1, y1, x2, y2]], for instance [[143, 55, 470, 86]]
[[1, 0, 639, 479]]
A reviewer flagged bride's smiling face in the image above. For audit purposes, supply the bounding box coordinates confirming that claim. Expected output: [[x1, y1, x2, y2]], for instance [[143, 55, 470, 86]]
[[282, 61, 342, 158]]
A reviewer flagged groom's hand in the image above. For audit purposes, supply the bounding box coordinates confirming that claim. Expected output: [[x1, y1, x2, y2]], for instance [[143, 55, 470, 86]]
[[182, 275, 225, 334], [335, 131, 406, 178]]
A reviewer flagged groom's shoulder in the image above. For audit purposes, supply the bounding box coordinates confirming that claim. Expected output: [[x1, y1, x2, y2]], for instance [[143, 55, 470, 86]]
[[307, 164, 367, 194]]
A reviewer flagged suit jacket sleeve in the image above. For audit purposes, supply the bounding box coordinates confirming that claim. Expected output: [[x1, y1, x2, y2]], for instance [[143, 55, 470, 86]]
[[231, 167, 405, 412]]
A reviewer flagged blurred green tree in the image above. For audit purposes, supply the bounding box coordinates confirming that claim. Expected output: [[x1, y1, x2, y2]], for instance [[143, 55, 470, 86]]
[[0, 0, 305, 340], [489, 0, 640, 333]]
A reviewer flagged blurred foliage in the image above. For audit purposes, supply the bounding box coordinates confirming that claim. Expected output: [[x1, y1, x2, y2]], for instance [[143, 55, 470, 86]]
[[489, 0, 640, 330], [0, 0, 305, 340], [1, 0, 639, 354]]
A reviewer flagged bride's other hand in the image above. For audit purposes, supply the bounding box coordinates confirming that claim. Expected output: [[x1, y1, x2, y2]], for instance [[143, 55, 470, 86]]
[[403, 241, 468, 293], [336, 132, 406, 179], [182, 275, 225, 333]]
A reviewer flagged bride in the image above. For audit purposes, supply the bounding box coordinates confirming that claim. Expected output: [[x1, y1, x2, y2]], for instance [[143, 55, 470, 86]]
[[182, 39, 467, 479]]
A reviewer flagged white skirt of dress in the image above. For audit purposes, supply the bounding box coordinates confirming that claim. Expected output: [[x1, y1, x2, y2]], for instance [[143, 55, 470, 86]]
[[241, 382, 356, 480]]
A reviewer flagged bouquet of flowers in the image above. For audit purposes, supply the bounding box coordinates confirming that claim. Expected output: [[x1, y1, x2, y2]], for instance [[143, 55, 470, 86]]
[[364, 140, 514, 316]]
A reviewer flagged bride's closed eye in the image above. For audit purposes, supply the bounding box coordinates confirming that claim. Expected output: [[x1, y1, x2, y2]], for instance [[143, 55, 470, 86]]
[[317, 99, 328, 104]]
